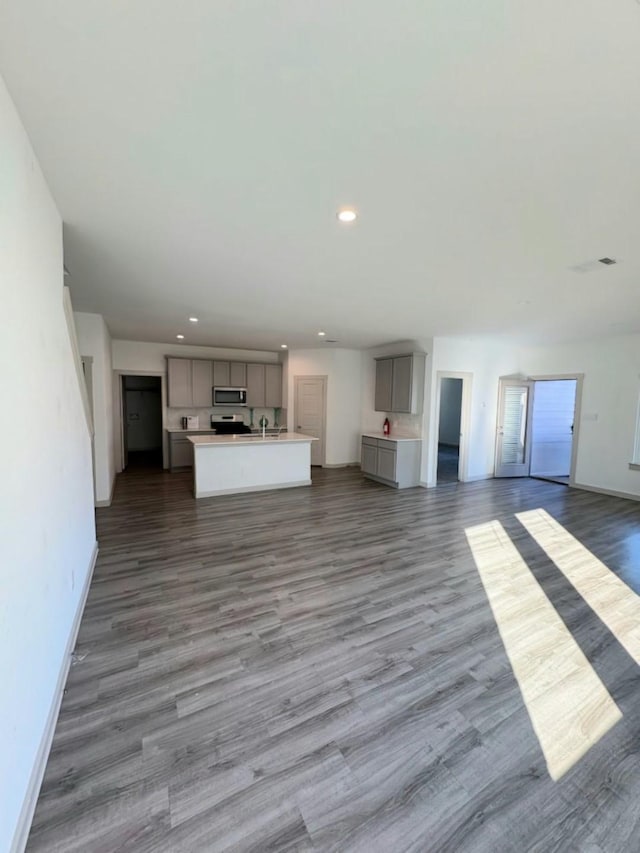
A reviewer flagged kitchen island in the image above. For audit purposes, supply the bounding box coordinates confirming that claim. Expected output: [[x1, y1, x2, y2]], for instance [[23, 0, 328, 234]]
[[188, 432, 318, 498]]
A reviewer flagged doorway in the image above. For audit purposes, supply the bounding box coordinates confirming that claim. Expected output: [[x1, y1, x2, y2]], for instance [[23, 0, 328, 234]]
[[437, 377, 463, 483], [294, 376, 327, 466], [121, 375, 163, 470], [529, 379, 577, 485], [81, 356, 96, 500], [434, 371, 472, 484], [495, 375, 582, 484]]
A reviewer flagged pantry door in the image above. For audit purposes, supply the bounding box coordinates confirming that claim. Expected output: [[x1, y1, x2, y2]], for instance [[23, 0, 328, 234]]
[[294, 376, 326, 466], [495, 378, 534, 477]]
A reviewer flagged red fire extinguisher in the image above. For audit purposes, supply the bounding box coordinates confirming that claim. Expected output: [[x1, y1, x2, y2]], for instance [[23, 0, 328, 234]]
[[383, 417, 390, 436]]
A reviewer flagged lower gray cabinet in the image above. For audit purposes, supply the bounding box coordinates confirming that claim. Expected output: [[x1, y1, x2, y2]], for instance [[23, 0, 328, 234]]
[[169, 430, 216, 471], [361, 441, 378, 475], [361, 436, 422, 489], [170, 438, 193, 470]]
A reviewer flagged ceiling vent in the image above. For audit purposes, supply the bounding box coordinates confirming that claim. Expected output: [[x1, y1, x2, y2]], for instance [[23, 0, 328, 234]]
[[570, 257, 617, 273]]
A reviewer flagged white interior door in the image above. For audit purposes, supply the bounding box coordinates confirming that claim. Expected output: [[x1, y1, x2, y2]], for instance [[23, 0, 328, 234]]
[[495, 379, 533, 477], [294, 376, 326, 466]]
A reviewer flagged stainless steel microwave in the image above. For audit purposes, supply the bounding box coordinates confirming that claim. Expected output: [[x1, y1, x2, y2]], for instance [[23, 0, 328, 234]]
[[213, 387, 248, 406]]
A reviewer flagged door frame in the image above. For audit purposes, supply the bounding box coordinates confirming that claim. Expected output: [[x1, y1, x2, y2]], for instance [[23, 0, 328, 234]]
[[433, 371, 473, 483], [494, 377, 535, 478], [80, 355, 96, 501], [293, 375, 327, 467], [528, 373, 584, 487], [113, 369, 167, 472]]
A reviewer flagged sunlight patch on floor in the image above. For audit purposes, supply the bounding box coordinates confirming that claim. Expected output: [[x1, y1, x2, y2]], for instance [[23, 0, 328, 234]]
[[466, 520, 621, 781], [516, 508, 640, 666]]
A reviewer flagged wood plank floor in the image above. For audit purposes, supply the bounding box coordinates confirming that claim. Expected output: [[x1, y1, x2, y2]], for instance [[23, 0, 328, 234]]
[[27, 468, 640, 852]]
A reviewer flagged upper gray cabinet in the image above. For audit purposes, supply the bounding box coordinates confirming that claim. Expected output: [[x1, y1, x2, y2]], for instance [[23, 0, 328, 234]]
[[230, 362, 247, 387], [246, 363, 282, 408], [192, 360, 212, 407], [374, 358, 393, 411], [265, 364, 283, 408], [213, 361, 248, 387], [167, 357, 284, 409], [246, 363, 266, 407], [167, 358, 192, 408], [213, 361, 230, 387], [374, 353, 426, 414]]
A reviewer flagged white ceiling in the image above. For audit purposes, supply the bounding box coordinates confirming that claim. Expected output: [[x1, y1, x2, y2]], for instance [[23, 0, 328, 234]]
[[2, 1, 640, 350]]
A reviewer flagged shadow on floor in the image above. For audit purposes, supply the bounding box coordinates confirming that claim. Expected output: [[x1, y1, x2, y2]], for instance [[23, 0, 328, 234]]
[[125, 449, 163, 471]]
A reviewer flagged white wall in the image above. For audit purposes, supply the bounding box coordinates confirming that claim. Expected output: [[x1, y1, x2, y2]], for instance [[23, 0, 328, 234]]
[[287, 348, 363, 465], [112, 339, 280, 373], [438, 377, 463, 446], [0, 75, 97, 852], [520, 335, 640, 497], [75, 312, 116, 504], [426, 337, 520, 485]]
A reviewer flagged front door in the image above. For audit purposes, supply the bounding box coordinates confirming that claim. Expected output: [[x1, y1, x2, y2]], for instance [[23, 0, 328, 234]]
[[495, 379, 533, 477], [294, 376, 326, 466]]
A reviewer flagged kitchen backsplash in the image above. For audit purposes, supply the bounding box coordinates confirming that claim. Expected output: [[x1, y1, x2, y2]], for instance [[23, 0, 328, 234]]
[[166, 407, 287, 429], [362, 411, 422, 437]]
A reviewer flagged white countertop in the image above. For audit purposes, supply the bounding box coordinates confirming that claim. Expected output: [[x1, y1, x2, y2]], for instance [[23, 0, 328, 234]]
[[362, 432, 422, 442], [167, 427, 282, 434], [188, 431, 317, 447], [166, 428, 217, 433]]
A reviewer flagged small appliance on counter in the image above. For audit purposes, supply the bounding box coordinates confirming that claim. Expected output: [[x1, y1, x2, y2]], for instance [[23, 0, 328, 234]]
[[186, 416, 199, 429], [210, 414, 252, 435]]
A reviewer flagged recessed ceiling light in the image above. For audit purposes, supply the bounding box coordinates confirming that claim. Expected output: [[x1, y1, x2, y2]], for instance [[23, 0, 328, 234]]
[[280, 344, 288, 349], [337, 208, 357, 223], [189, 317, 199, 323], [318, 331, 326, 336], [176, 334, 185, 340]]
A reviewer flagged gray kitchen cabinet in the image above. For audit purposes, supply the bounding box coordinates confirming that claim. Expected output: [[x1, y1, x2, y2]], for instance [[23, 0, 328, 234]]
[[230, 362, 247, 387], [374, 353, 426, 414], [191, 360, 213, 407], [213, 361, 230, 387], [376, 446, 398, 482], [168, 430, 217, 470], [246, 363, 266, 407], [360, 439, 378, 475], [265, 363, 283, 408], [167, 358, 192, 408], [361, 436, 422, 489], [374, 358, 393, 412], [391, 356, 413, 412], [169, 436, 193, 470]]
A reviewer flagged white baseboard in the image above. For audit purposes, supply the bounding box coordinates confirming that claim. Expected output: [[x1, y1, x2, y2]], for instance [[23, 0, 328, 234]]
[[323, 462, 359, 469], [419, 473, 492, 488], [572, 482, 640, 503], [11, 541, 99, 853], [95, 475, 116, 508], [195, 480, 312, 499]]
